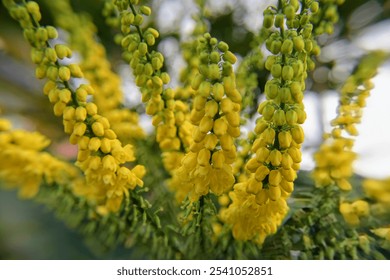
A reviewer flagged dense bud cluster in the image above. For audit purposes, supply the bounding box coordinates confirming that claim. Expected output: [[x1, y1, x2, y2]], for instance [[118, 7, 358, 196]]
[[222, 0, 322, 242], [44, 0, 144, 145], [310, 0, 345, 35], [4, 0, 145, 214], [313, 52, 387, 191], [2, 0, 390, 259], [115, 1, 194, 162], [173, 33, 241, 201]]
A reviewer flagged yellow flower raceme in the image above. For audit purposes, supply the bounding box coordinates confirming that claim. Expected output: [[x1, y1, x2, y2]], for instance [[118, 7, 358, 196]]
[[313, 52, 388, 191], [171, 33, 241, 201], [43, 0, 144, 144], [0, 122, 80, 198], [4, 0, 145, 214], [223, 0, 321, 242], [116, 2, 194, 154]]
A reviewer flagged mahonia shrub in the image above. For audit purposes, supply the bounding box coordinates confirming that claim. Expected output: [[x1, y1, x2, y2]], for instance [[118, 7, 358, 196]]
[[0, 0, 389, 259]]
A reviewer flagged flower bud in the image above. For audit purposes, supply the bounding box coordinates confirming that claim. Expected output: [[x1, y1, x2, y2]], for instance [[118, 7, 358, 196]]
[[256, 147, 270, 163], [55, 44, 72, 59], [217, 41, 229, 52], [269, 149, 282, 166], [58, 89, 72, 104], [212, 151, 225, 169], [212, 83, 224, 101], [268, 186, 281, 200], [281, 39, 293, 55], [69, 64, 83, 78], [75, 106, 87, 121], [223, 51, 237, 64], [278, 131, 292, 149], [140, 5, 151, 16], [263, 14, 274, 29], [58, 66, 71, 81], [288, 147, 301, 163], [92, 122, 105, 137], [199, 116, 214, 133], [205, 100, 219, 117], [263, 127, 276, 145], [282, 65, 294, 81], [204, 134, 218, 150], [271, 64, 282, 78], [281, 153, 293, 169], [213, 118, 228, 136], [100, 138, 111, 153], [88, 137, 101, 151], [220, 134, 233, 151], [291, 125, 304, 144], [255, 165, 270, 182], [273, 109, 286, 126], [197, 148, 211, 166], [284, 5, 295, 20], [274, 14, 284, 28], [73, 122, 87, 136], [281, 179, 294, 193], [255, 189, 268, 205]]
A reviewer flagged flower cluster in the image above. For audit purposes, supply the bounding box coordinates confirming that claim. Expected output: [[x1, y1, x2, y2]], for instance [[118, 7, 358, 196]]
[[4, 0, 145, 214], [0, 117, 80, 198], [173, 33, 241, 201], [115, 1, 194, 160], [313, 52, 387, 191], [311, 0, 344, 35], [43, 0, 144, 145], [339, 200, 370, 226], [222, 0, 321, 242]]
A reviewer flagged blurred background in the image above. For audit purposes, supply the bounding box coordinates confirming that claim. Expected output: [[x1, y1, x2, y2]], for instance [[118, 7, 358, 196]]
[[0, 0, 389, 259]]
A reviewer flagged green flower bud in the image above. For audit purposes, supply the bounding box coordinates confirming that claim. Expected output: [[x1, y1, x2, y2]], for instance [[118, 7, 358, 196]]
[[223, 51, 237, 64], [304, 39, 313, 52], [282, 65, 294, 81], [273, 109, 286, 126], [138, 42, 148, 56], [46, 66, 58, 81], [262, 104, 275, 121], [210, 51, 220, 64], [217, 41, 229, 52], [208, 64, 221, 80], [270, 40, 282, 54], [279, 87, 291, 103], [286, 110, 298, 125], [45, 48, 57, 62], [275, 14, 284, 28], [265, 55, 277, 71], [263, 14, 274, 29], [134, 14, 143, 25], [281, 39, 293, 55], [293, 36, 304, 52], [36, 27, 48, 42], [311, 1, 319, 13], [284, 5, 295, 21], [271, 64, 282, 78], [145, 33, 155, 46], [140, 5, 151, 16], [46, 26, 58, 39], [266, 82, 279, 99], [212, 83, 224, 101], [152, 57, 163, 70]]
